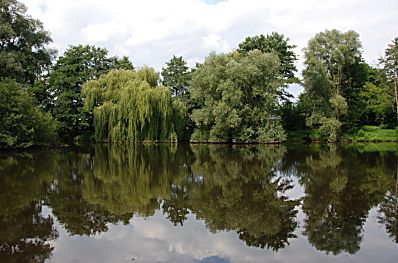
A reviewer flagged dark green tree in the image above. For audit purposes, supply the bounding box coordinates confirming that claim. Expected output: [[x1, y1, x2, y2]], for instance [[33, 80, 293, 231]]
[[0, 0, 56, 84], [359, 65, 395, 127], [380, 37, 398, 126], [47, 45, 126, 141], [161, 55, 190, 97], [238, 32, 298, 85], [114, 55, 134, 70], [0, 79, 56, 148]]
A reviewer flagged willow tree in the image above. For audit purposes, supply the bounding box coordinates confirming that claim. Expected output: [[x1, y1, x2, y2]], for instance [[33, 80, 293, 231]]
[[190, 50, 286, 143], [82, 68, 185, 142], [301, 29, 365, 141]]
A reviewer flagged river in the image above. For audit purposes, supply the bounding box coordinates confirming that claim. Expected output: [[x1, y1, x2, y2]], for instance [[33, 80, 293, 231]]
[[0, 143, 397, 262]]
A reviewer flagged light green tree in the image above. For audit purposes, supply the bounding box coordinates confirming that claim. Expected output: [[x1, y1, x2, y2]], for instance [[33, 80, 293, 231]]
[[190, 50, 286, 143], [302, 29, 364, 141], [82, 69, 186, 142]]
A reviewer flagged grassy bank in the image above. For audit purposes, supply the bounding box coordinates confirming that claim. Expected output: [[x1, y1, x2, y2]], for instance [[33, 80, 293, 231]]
[[345, 126, 398, 142], [287, 126, 398, 143]]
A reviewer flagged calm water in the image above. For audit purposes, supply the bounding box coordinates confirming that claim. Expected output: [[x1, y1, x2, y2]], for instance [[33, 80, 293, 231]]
[[1, 143, 397, 263]]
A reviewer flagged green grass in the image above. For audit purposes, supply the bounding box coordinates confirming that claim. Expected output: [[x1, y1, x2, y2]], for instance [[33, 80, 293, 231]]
[[286, 129, 321, 143], [346, 125, 398, 142], [287, 126, 398, 143]]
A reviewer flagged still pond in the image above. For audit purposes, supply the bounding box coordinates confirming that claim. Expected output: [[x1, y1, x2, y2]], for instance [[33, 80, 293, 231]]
[[0, 143, 397, 262]]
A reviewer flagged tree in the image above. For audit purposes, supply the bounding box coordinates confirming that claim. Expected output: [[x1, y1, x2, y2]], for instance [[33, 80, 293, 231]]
[[301, 29, 365, 141], [190, 50, 285, 143], [238, 32, 298, 85], [114, 55, 134, 70], [82, 69, 186, 142], [161, 55, 190, 97], [0, 0, 56, 84], [47, 45, 130, 141], [359, 65, 395, 127], [380, 37, 398, 126], [0, 78, 56, 148]]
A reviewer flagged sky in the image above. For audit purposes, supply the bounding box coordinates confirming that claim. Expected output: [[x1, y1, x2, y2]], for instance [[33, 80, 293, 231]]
[[21, 0, 398, 97]]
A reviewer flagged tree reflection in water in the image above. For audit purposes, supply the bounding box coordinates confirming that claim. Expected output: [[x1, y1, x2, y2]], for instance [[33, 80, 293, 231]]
[[295, 144, 392, 254], [49, 144, 300, 251], [1, 143, 398, 262], [185, 145, 299, 251], [0, 152, 58, 263]]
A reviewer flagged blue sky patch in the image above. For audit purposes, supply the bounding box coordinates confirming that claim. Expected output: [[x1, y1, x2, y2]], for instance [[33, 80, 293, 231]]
[[39, 3, 47, 12], [201, 0, 225, 5]]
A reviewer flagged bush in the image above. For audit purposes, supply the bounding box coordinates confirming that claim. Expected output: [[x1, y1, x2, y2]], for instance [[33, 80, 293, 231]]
[[0, 79, 56, 148], [357, 129, 365, 137], [318, 117, 341, 142]]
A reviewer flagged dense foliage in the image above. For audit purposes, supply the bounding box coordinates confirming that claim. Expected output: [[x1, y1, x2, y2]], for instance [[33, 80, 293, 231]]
[[0, 0, 56, 84], [238, 32, 298, 85], [189, 50, 286, 143], [46, 45, 133, 142], [161, 55, 190, 97], [82, 69, 186, 142], [380, 37, 398, 125], [1, 0, 398, 147], [300, 29, 367, 141], [0, 79, 56, 148]]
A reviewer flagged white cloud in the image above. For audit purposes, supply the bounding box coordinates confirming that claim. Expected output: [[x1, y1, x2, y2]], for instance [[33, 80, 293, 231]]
[[21, 0, 398, 73]]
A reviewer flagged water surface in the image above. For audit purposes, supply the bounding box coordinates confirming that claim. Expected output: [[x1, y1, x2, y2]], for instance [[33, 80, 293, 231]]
[[0, 143, 397, 262]]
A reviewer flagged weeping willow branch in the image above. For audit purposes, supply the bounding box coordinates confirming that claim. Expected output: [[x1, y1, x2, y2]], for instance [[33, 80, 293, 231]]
[[82, 69, 186, 142]]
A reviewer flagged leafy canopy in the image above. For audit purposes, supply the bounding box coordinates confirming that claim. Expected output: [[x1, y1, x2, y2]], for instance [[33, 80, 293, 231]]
[[0, 79, 56, 148], [380, 37, 398, 126], [238, 32, 298, 84], [301, 29, 364, 141], [161, 55, 190, 97], [83, 69, 186, 142], [47, 44, 133, 141], [190, 50, 286, 143], [0, 0, 56, 84]]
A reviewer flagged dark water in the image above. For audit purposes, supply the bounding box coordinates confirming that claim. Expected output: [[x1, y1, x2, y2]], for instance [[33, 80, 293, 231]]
[[1, 143, 397, 263]]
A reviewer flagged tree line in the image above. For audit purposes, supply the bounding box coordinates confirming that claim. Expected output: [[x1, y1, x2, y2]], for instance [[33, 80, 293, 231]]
[[1, 0, 398, 147]]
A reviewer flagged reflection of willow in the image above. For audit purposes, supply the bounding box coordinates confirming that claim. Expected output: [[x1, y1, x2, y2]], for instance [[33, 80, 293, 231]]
[[48, 149, 127, 236], [378, 156, 398, 243], [179, 145, 299, 251], [0, 152, 58, 262], [299, 145, 390, 255], [82, 144, 192, 217]]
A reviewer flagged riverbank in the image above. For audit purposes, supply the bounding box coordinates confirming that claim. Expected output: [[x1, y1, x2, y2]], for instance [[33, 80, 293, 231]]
[[287, 126, 398, 143]]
